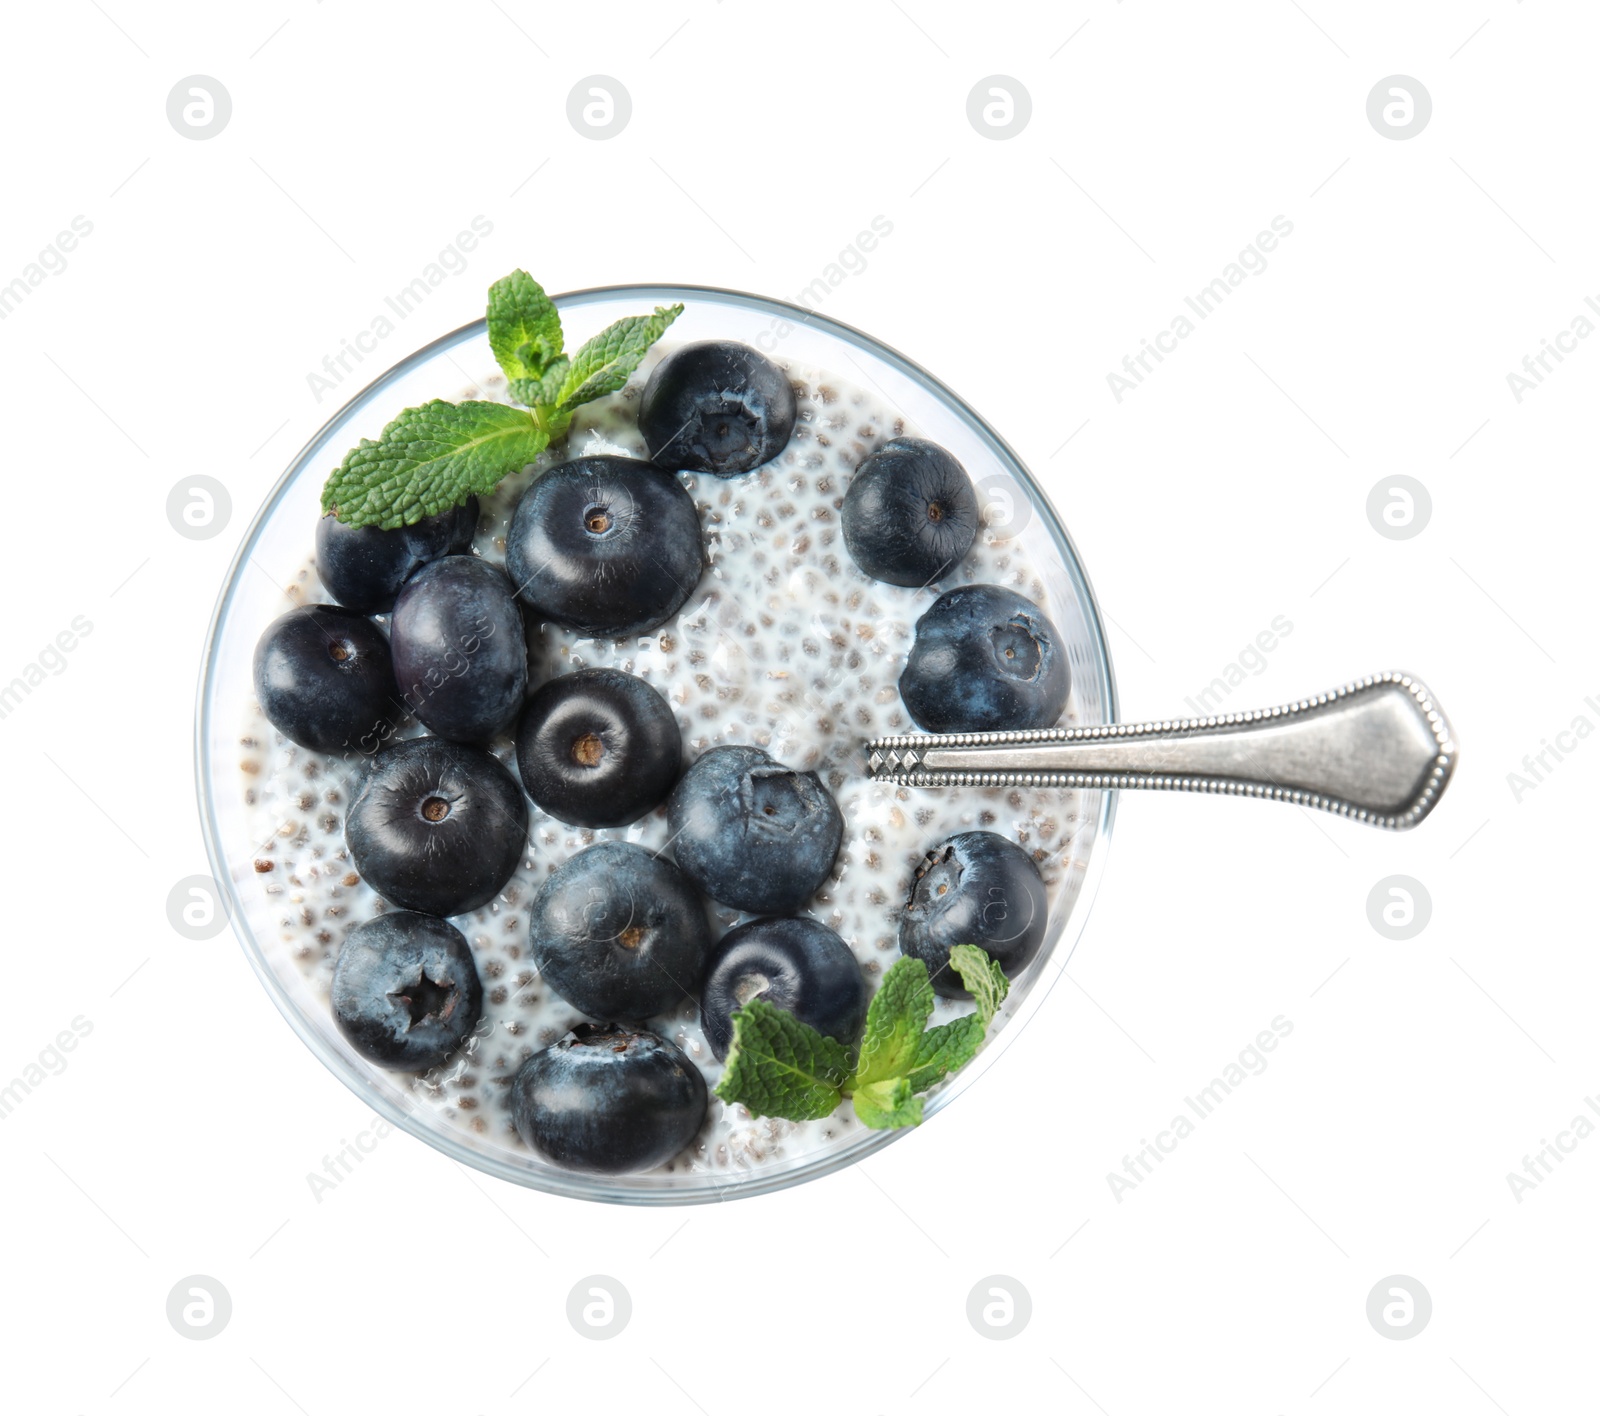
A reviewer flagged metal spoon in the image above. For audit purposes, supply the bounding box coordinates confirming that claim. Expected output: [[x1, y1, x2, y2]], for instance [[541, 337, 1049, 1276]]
[[864, 671, 1456, 830]]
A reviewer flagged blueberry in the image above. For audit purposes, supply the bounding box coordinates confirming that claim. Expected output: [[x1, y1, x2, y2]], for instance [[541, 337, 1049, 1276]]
[[899, 584, 1070, 733], [515, 668, 681, 828], [899, 831, 1048, 999], [667, 745, 843, 915], [330, 911, 483, 1071], [315, 498, 478, 614], [390, 555, 527, 742], [639, 340, 797, 476], [510, 1023, 707, 1174], [841, 437, 978, 587], [529, 841, 711, 1020], [253, 604, 399, 753], [700, 916, 866, 1061], [345, 737, 527, 917], [506, 456, 704, 637]]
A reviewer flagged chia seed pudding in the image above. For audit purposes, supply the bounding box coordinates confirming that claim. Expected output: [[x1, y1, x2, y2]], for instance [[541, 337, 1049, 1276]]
[[238, 343, 1088, 1185]]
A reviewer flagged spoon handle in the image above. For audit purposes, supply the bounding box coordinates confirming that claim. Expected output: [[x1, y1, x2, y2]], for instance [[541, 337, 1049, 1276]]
[[864, 672, 1456, 830]]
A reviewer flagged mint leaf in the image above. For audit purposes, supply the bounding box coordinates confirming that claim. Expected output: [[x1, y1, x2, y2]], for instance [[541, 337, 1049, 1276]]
[[714, 1000, 849, 1122], [510, 356, 571, 413], [322, 400, 549, 529], [853, 1075, 923, 1130], [850, 956, 934, 1088], [556, 304, 683, 409], [903, 948, 1010, 1092], [487, 270, 563, 386], [904, 1015, 987, 1093], [948, 944, 1010, 1027]]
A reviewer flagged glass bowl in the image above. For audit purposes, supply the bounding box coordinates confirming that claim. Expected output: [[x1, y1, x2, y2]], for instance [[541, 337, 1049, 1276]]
[[195, 286, 1119, 1205]]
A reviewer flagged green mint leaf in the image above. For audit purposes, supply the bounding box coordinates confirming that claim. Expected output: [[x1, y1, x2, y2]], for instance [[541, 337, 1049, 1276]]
[[902, 948, 1010, 1093], [904, 1015, 987, 1094], [850, 956, 934, 1089], [714, 1000, 849, 1122], [509, 356, 571, 412], [853, 1075, 924, 1130], [556, 304, 683, 409], [487, 270, 563, 385], [948, 944, 1010, 1027], [322, 400, 549, 529]]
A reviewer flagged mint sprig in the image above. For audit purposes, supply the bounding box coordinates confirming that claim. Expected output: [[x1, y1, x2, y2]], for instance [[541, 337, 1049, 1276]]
[[322, 270, 682, 528], [714, 945, 1011, 1131]]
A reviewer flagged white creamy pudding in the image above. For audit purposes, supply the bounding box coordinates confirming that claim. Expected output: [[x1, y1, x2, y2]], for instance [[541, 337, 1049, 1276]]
[[239, 348, 1087, 1183]]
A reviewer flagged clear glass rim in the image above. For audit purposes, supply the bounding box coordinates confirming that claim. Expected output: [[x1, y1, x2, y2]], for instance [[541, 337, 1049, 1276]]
[[194, 284, 1121, 1205]]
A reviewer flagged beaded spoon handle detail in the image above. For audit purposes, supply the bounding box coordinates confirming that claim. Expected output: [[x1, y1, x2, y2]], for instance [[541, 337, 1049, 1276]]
[[863, 672, 1456, 831]]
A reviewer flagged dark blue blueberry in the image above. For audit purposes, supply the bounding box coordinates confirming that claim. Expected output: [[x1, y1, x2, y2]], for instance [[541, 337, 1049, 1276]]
[[390, 555, 527, 743], [529, 841, 711, 1020], [700, 916, 866, 1061], [510, 1023, 707, 1175], [899, 830, 1048, 999], [506, 456, 704, 637], [345, 737, 527, 917], [515, 668, 681, 828], [667, 745, 843, 915], [330, 911, 483, 1071], [315, 498, 478, 613], [639, 340, 797, 476], [253, 604, 399, 753], [899, 584, 1070, 733], [841, 437, 978, 588]]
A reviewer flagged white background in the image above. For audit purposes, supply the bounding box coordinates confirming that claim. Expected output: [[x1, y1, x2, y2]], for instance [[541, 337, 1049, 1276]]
[[2, 1, 1594, 1411]]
